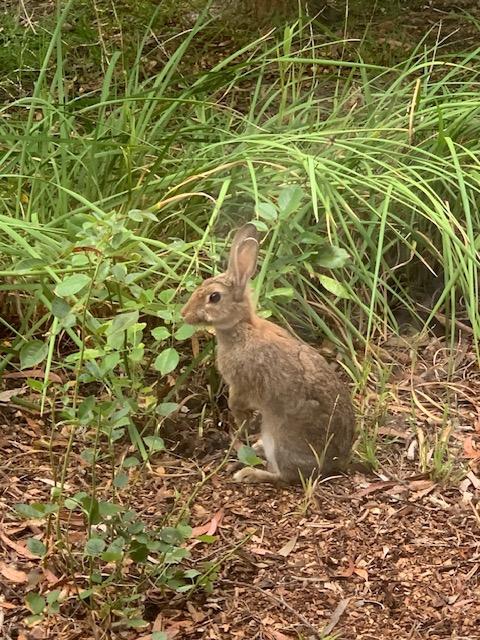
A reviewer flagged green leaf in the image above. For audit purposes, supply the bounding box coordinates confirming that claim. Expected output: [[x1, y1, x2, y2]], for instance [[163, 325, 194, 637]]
[[51, 296, 71, 319], [20, 340, 48, 369], [129, 540, 148, 563], [184, 569, 201, 579], [81, 448, 97, 464], [174, 324, 196, 340], [144, 435, 165, 452], [265, 286, 294, 299], [54, 273, 91, 297], [106, 311, 139, 336], [98, 501, 123, 517], [156, 402, 179, 417], [26, 538, 47, 557], [127, 209, 144, 222], [256, 202, 278, 221], [318, 274, 350, 299], [126, 619, 148, 629], [113, 471, 129, 489], [151, 326, 170, 341], [176, 523, 192, 539], [152, 633, 168, 640], [316, 246, 350, 269], [15, 502, 58, 519], [278, 185, 304, 216], [78, 396, 95, 423], [159, 289, 176, 304], [123, 456, 140, 468], [160, 527, 185, 545], [196, 534, 216, 544], [154, 348, 179, 376], [101, 541, 124, 563], [46, 590, 61, 605], [85, 537, 106, 556], [26, 592, 46, 615], [237, 445, 263, 467]]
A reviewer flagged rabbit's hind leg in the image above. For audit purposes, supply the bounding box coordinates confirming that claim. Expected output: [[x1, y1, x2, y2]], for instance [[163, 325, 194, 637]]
[[233, 467, 281, 484]]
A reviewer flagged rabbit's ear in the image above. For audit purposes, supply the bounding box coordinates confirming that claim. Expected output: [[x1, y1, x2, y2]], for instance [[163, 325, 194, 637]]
[[229, 238, 259, 296], [227, 223, 259, 273]]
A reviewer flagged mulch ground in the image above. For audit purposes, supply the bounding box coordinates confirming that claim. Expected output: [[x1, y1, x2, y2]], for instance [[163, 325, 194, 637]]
[[1, 333, 480, 640]]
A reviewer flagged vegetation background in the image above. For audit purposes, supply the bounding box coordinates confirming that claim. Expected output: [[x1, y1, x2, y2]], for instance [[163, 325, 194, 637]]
[[1, 1, 480, 638]]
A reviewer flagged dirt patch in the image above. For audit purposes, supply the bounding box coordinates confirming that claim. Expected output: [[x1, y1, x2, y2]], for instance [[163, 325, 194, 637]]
[[1, 334, 480, 639]]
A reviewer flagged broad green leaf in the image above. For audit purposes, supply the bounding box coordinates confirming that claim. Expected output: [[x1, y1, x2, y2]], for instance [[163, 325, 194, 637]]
[[256, 202, 278, 221], [26, 538, 47, 557], [126, 619, 148, 629], [154, 348, 179, 375], [85, 537, 106, 556], [316, 246, 350, 269], [102, 540, 124, 563], [160, 527, 184, 545], [98, 501, 123, 517], [15, 502, 58, 519], [54, 273, 91, 297], [151, 326, 170, 341], [278, 185, 304, 216], [51, 296, 71, 319], [106, 311, 139, 336], [46, 590, 61, 605], [184, 569, 201, 579], [156, 402, 179, 417], [78, 396, 95, 423], [174, 324, 196, 340], [26, 592, 46, 615], [159, 289, 176, 304], [318, 274, 350, 299], [123, 456, 140, 468], [113, 471, 129, 488], [265, 287, 294, 299], [20, 340, 48, 369], [144, 435, 165, 452], [152, 633, 168, 640], [237, 445, 263, 467]]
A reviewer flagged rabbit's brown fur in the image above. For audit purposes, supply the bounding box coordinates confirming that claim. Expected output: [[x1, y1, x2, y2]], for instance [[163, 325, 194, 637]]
[[181, 223, 356, 484]]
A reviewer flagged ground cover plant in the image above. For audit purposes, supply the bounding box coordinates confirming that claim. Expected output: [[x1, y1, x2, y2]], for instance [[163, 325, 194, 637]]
[[1, 1, 480, 638]]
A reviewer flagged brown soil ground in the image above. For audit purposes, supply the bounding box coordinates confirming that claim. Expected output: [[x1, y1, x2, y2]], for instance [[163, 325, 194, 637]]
[[1, 334, 480, 640]]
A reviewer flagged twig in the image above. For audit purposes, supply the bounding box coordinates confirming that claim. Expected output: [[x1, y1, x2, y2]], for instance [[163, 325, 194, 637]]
[[19, 0, 37, 34], [224, 579, 322, 638], [322, 597, 350, 636]]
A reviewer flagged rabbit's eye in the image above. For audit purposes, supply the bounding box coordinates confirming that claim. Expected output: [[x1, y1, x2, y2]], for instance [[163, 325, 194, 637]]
[[209, 292, 221, 303]]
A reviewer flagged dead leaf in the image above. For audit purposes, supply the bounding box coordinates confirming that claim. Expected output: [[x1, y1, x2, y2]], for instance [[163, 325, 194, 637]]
[[268, 631, 294, 640], [467, 470, 480, 490], [186, 602, 206, 623], [277, 535, 298, 557], [0, 563, 28, 584], [353, 567, 369, 581], [464, 436, 480, 460], [190, 508, 224, 545], [3, 369, 63, 383], [0, 387, 26, 403], [354, 480, 397, 498], [0, 530, 37, 560]]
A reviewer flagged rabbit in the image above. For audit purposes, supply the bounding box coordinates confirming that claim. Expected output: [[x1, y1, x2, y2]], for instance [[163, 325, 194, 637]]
[[180, 223, 356, 484]]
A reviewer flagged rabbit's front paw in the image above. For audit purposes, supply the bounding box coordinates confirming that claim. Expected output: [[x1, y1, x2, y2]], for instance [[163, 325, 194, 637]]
[[233, 467, 259, 483]]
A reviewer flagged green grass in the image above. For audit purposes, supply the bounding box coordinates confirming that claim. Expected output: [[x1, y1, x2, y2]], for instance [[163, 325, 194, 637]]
[[1, 2, 480, 629]]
